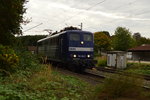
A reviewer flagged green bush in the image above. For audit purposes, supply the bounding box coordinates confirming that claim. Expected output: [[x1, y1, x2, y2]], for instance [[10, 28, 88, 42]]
[[127, 63, 150, 75], [0, 45, 41, 76], [94, 74, 148, 100], [14, 47, 41, 70], [0, 45, 19, 74], [0, 66, 94, 100], [97, 57, 107, 67]]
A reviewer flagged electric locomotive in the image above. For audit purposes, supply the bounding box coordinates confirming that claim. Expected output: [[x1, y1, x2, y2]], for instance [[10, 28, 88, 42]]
[[37, 29, 95, 71]]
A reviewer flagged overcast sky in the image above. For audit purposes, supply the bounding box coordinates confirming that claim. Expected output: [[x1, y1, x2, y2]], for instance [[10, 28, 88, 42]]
[[22, 0, 150, 38]]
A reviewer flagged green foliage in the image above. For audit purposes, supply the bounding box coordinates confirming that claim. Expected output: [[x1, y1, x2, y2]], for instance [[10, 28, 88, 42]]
[[17, 35, 47, 46], [136, 37, 150, 46], [15, 47, 41, 70], [133, 32, 150, 46], [101, 31, 110, 37], [94, 75, 147, 100], [0, 0, 27, 45], [126, 63, 150, 75], [94, 31, 111, 52], [133, 32, 141, 40], [0, 45, 41, 75], [96, 57, 107, 67], [112, 27, 135, 51], [0, 66, 94, 100], [0, 45, 19, 74]]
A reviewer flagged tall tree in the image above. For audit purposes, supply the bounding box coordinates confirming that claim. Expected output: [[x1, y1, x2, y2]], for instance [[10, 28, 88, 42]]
[[0, 0, 27, 45], [94, 31, 111, 54], [133, 32, 141, 40], [18, 35, 47, 46], [138, 37, 150, 45], [133, 33, 150, 46], [102, 31, 110, 37], [112, 27, 135, 51]]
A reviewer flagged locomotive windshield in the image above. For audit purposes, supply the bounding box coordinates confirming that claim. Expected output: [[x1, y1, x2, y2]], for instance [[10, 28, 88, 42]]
[[69, 33, 80, 41], [83, 34, 92, 41]]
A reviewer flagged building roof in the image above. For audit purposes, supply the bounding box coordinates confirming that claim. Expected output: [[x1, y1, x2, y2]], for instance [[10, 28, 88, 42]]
[[128, 44, 150, 52], [107, 51, 126, 54]]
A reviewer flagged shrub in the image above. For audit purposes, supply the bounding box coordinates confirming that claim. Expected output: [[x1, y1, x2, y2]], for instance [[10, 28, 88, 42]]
[[94, 74, 147, 100], [14, 47, 41, 71], [26, 65, 94, 100], [0, 65, 94, 100], [127, 63, 150, 75], [0, 45, 19, 74], [97, 56, 107, 67]]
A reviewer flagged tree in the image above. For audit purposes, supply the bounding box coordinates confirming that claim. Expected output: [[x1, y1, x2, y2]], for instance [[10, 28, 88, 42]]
[[138, 37, 150, 45], [133, 32, 141, 46], [133, 32, 141, 40], [94, 31, 111, 54], [18, 35, 47, 46], [102, 31, 110, 37], [133, 33, 150, 46], [112, 27, 135, 51], [0, 0, 27, 45]]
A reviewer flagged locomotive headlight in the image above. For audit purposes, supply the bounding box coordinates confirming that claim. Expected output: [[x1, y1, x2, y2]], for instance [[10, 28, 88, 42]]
[[73, 54, 77, 58], [81, 41, 84, 44], [87, 55, 90, 58]]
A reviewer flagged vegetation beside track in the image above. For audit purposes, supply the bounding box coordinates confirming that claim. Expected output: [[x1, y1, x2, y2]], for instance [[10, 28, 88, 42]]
[[95, 74, 150, 100], [1, 65, 150, 100], [95, 56, 150, 76], [0, 45, 95, 100], [126, 62, 150, 75], [95, 56, 107, 67], [0, 45, 150, 100], [0, 66, 95, 100]]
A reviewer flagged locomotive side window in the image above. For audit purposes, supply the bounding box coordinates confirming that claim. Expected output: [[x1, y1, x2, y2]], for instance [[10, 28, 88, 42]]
[[83, 34, 92, 41], [69, 33, 80, 41]]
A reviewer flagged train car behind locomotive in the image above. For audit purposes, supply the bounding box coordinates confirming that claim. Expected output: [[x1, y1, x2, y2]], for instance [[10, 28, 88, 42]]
[[37, 30, 95, 71]]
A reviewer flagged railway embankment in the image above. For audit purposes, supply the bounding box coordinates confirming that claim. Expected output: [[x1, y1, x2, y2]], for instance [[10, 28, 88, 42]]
[[0, 45, 150, 100]]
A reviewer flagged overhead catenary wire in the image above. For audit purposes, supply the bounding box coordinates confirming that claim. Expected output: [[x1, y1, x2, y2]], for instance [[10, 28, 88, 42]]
[[57, 0, 142, 31], [39, 0, 140, 32], [57, 0, 107, 27], [43, 0, 94, 26], [112, 0, 138, 10], [23, 23, 43, 32], [24, 0, 150, 37], [85, 0, 150, 31], [60, 0, 137, 25]]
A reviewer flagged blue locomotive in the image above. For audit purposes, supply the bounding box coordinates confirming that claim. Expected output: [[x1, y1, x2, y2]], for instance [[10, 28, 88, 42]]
[[37, 29, 95, 71]]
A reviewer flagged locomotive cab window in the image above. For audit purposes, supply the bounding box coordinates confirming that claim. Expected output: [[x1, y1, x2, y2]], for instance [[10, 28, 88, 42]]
[[83, 34, 92, 41], [69, 33, 80, 41]]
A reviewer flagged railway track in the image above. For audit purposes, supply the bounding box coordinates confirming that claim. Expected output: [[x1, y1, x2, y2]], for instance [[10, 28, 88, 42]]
[[52, 66, 105, 85], [85, 68, 150, 90], [47, 63, 150, 90], [96, 67, 150, 81]]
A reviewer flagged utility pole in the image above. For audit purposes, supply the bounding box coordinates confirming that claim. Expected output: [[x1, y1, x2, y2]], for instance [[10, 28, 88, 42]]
[[81, 23, 83, 30], [78, 23, 83, 30]]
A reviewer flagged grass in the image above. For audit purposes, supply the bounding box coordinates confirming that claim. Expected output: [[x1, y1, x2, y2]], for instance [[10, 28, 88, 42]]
[[1, 45, 150, 100], [95, 56, 107, 67], [1, 64, 150, 100], [94, 74, 150, 100], [0, 64, 95, 100], [126, 62, 150, 75], [0, 46, 95, 100]]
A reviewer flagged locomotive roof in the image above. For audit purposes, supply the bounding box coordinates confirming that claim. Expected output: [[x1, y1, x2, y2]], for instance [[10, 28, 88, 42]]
[[65, 30, 92, 33], [37, 30, 92, 43], [37, 31, 65, 42]]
